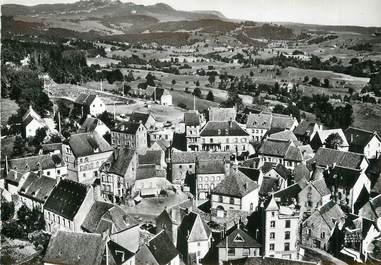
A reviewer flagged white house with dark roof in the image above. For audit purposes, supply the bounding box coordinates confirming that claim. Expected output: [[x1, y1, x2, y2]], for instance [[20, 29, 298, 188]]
[[111, 122, 147, 154], [79, 115, 110, 136], [75, 93, 106, 117], [184, 110, 204, 151], [345, 127, 381, 159], [293, 120, 322, 144], [134, 165, 169, 197], [22, 105, 58, 138], [43, 179, 94, 234], [200, 120, 251, 155], [217, 225, 262, 263], [211, 169, 259, 214], [63, 132, 113, 184], [100, 148, 137, 203], [129, 111, 156, 131]]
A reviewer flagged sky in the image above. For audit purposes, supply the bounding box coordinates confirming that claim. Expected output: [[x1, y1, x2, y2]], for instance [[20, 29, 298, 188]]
[[3, 0, 381, 27]]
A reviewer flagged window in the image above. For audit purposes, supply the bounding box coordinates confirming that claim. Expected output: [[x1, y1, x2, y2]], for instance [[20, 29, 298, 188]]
[[270, 232, 275, 239], [205, 176, 209, 181], [47, 171, 50, 176], [285, 220, 291, 228], [321, 232, 325, 239], [271, 211, 275, 217], [199, 176, 203, 182], [189, 165, 192, 169], [57, 170, 61, 175], [270, 221, 275, 228], [243, 248, 250, 256], [284, 243, 290, 251], [234, 234, 244, 242], [270, 244, 275, 250], [285, 231, 290, 240], [179, 165, 182, 169], [230, 197, 234, 204], [219, 196, 223, 203], [197, 242, 200, 246], [228, 248, 235, 256]]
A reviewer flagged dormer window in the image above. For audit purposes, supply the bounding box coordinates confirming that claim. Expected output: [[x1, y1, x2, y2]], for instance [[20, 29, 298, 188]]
[[233, 233, 245, 243]]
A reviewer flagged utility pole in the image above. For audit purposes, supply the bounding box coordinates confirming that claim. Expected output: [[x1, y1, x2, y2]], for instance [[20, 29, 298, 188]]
[[113, 102, 116, 120], [58, 111, 61, 134], [193, 94, 196, 110], [101, 79, 103, 92]]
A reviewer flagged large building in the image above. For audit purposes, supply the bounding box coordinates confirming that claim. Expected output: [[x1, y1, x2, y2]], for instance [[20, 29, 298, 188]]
[[196, 160, 230, 199], [111, 122, 147, 154], [184, 110, 203, 151]]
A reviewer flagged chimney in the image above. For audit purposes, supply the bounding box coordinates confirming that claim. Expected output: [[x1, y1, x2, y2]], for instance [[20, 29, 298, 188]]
[[229, 117, 233, 128], [5, 155, 9, 175], [350, 134, 353, 143]]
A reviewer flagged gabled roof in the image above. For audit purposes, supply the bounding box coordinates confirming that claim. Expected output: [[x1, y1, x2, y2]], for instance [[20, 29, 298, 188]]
[[294, 163, 311, 183], [81, 201, 114, 233], [359, 194, 381, 222], [67, 132, 113, 157], [273, 183, 303, 200], [197, 160, 226, 175], [238, 167, 261, 182], [184, 111, 200, 126], [216, 227, 261, 248], [41, 143, 62, 154], [8, 154, 64, 173], [106, 240, 135, 265], [268, 130, 300, 145], [171, 151, 230, 164], [43, 231, 104, 265], [326, 166, 363, 188], [79, 116, 108, 133], [138, 150, 163, 166], [258, 139, 302, 161], [135, 244, 159, 265], [318, 200, 346, 229], [113, 122, 142, 134], [130, 112, 152, 125], [313, 129, 349, 147], [345, 127, 380, 153], [213, 169, 258, 198], [266, 196, 279, 211], [18, 172, 56, 203], [200, 121, 249, 137], [179, 212, 211, 242], [75, 93, 98, 107], [246, 112, 296, 130], [208, 107, 236, 122], [101, 148, 135, 177], [294, 120, 318, 137], [311, 178, 331, 197], [310, 147, 366, 170], [148, 231, 179, 265], [259, 177, 279, 196], [136, 165, 166, 180], [44, 179, 88, 220]]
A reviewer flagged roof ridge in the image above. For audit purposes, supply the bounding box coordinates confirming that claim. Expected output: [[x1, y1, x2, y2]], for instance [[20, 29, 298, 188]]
[[347, 126, 374, 134]]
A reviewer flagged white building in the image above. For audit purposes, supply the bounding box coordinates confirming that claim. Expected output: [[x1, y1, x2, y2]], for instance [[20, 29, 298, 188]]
[[345, 127, 381, 159], [75, 93, 106, 117]]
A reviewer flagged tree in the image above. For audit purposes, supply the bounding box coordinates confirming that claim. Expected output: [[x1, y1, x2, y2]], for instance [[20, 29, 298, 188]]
[[171, 79, 176, 86], [33, 127, 47, 147], [1, 201, 15, 221], [195, 80, 200, 87], [193, 87, 202, 98], [98, 111, 115, 129], [125, 70, 135, 82], [304, 76, 309, 83], [348, 87, 354, 96], [323, 78, 330, 88], [13, 136, 27, 157], [208, 74, 216, 86], [310, 77, 321, 86], [206, 91, 214, 101], [325, 133, 344, 149], [249, 71, 254, 77], [145, 72, 156, 86], [273, 82, 280, 94]]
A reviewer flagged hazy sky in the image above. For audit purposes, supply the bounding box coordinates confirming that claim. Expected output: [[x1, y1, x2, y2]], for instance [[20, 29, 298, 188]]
[[3, 0, 381, 27]]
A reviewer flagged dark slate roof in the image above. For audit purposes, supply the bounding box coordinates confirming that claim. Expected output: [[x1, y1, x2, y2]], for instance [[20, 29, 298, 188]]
[[184, 111, 200, 126], [345, 127, 380, 153], [216, 227, 261, 248], [310, 148, 365, 170], [319, 200, 346, 229], [197, 160, 226, 174], [258, 139, 302, 161], [41, 143, 63, 154], [102, 148, 135, 177], [135, 244, 158, 265], [18, 173, 56, 203], [200, 121, 249, 137], [130, 112, 151, 125], [238, 167, 261, 182], [171, 151, 230, 164], [138, 150, 163, 166], [75, 93, 98, 107], [274, 163, 292, 180], [246, 112, 296, 130], [43, 231, 104, 265], [208, 107, 236, 122], [259, 177, 279, 196], [136, 165, 166, 180], [113, 122, 141, 134], [44, 179, 88, 220], [148, 231, 179, 265], [327, 166, 362, 188], [107, 240, 135, 265], [294, 163, 311, 183], [8, 154, 64, 173], [224, 257, 317, 265], [273, 183, 302, 199], [79, 116, 107, 133], [178, 212, 211, 242], [359, 194, 381, 221], [213, 169, 258, 198], [268, 130, 300, 144], [81, 201, 114, 233], [294, 120, 316, 137], [68, 132, 113, 157]]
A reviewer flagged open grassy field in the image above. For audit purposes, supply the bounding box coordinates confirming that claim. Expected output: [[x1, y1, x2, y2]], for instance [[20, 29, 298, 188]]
[[1, 98, 19, 126], [352, 102, 381, 135]]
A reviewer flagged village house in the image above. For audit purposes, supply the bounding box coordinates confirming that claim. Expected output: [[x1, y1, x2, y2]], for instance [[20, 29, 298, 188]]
[[156, 88, 173, 106], [156, 209, 178, 245], [359, 194, 381, 228], [184, 110, 203, 151], [310, 128, 349, 151], [22, 105, 58, 138], [134, 164, 169, 197], [129, 111, 157, 131], [246, 112, 298, 142], [62, 132, 113, 184], [111, 121, 147, 154], [199, 120, 251, 155], [217, 225, 262, 263], [257, 139, 303, 170], [267, 130, 301, 146], [170, 151, 230, 186], [43, 230, 106, 265], [298, 178, 331, 218], [261, 162, 291, 190], [44, 179, 94, 234], [211, 169, 259, 215], [100, 148, 137, 203], [196, 159, 230, 199], [345, 127, 381, 159], [262, 197, 300, 259], [293, 120, 322, 144], [135, 230, 180, 265], [177, 211, 212, 264], [79, 115, 110, 136], [301, 200, 346, 250], [138, 149, 166, 170], [18, 172, 57, 211], [75, 93, 106, 117], [149, 128, 173, 145]]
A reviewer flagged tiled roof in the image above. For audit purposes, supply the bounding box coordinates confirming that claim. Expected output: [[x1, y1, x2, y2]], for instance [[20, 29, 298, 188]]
[[294, 120, 317, 137], [216, 227, 261, 248], [225, 257, 317, 265], [148, 231, 179, 265], [327, 166, 362, 188], [44, 179, 88, 220], [359, 194, 381, 221], [102, 148, 135, 177], [41, 143, 62, 154], [106, 240, 135, 265], [318, 200, 346, 229], [18, 172, 56, 203], [79, 116, 107, 133], [208, 107, 236, 122], [200, 121, 249, 137], [268, 130, 300, 145], [314, 129, 349, 147], [274, 163, 292, 179], [138, 150, 163, 166], [178, 212, 211, 243], [43, 231, 104, 265], [309, 148, 365, 170], [258, 139, 302, 161], [68, 132, 113, 157], [81, 201, 114, 233], [130, 112, 151, 125], [310, 178, 330, 197], [184, 111, 200, 126], [246, 112, 296, 130], [136, 165, 166, 180], [273, 183, 302, 199], [113, 122, 142, 134], [345, 127, 380, 153], [75, 93, 98, 107], [213, 169, 258, 198], [238, 167, 261, 182], [171, 151, 230, 164], [4, 170, 24, 185], [135, 244, 158, 265], [259, 177, 279, 196], [294, 163, 311, 183], [197, 160, 226, 174], [8, 154, 64, 174]]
